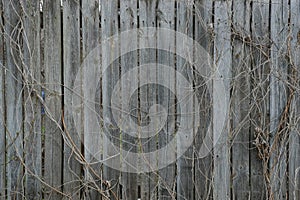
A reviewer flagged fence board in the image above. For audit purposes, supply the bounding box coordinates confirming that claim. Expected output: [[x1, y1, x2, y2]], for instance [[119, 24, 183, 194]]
[[194, 0, 213, 199], [3, 0, 23, 199], [213, 1, 232, 199], [250, 1, 270, 199], [289, 0, 300, 199], [62, 0, 81, 199], [156, 1, 176, 199], [101, 0, 121, 199], [81, 0, 102, 199], [176, 1, 194, 199], [43, 0, 63, 198], [119, 0, 138, 199], [22, 0, 42, 199], [270, 1, 289, 199], [0, 0, 5, 198], [138, 0, 159, 199], [231, 1, 251, 199]]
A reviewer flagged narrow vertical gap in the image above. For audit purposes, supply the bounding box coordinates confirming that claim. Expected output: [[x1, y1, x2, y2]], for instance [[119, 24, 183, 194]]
[[211, 2, 215, 199], [154, 1, 159, 198], [138, 185, 141, 198], [79, 0, 84, 198], [120, 184, 123, 199], [286, 0, 291, 199], [60, 4, 64, 193], [0, 0, 7, 197], [40, 1, 45, 199]]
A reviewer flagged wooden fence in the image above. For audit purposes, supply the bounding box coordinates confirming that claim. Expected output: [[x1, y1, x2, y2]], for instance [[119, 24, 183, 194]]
[[0, 0, 300, 199]]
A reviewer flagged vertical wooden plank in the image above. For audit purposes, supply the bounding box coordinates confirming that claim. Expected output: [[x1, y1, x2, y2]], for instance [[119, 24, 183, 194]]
[[269, 1, 289, 199], [138, 0, 158, 199], [100, 0, 121, 199], [213, 1, 231, 199], [231, 1, 251, 199], [22, 0, 42, 199], [3, 0, 23, 199], [62, 0, 81, 199], [0, 0, 5, 198], [43, 0, 63, 198], [81, 0, 101, 199], [119, 0, 138, 199], [194, 0, 214, 199], [176, 1, 195, 199], [250, 1, 270, 199], [156, 1, 176, 199], [289, 0, 300, 199]]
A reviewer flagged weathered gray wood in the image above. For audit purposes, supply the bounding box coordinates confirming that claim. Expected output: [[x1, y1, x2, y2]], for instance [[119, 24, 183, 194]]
[[194, 0, 214, 199], [0, 1, 5, 198], [213, 1, 231, 199], [3, 0, 23, 199], [119, 0, 138, 199], [289, 1, 300, 199], [22, 0, 42, 199], [176, 1, 194, 199], [156, 1, 176, 199], [82, 0, 102, 199], [250, 1, 270, 199], [100, 0, 122, 199], [138, 0, 159, 199], [269, 1, 289, 199], [231, 1, 251, 199], [43, 0, 63, 198], [62, 0, 81, 199]]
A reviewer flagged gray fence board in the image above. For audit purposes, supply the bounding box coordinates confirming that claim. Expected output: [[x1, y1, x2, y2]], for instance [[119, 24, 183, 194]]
[[176, 1, 194, 199], [43, 0, 63, 198], [194, 1, 213, 199], [81, 0, 102, 199], [138, 0, 159, 199], [157, 1, 176, 199], [250, 1, 270, 199], [213, 1, 232, 199], [270, 1, 289, 199], [3, 0, 23, 199], [22, 0, 42, 199], [289, 0, 300, 199], [119, 0, 138, 199], [231, 1, 251, 199], [62, 0, 81, 199]]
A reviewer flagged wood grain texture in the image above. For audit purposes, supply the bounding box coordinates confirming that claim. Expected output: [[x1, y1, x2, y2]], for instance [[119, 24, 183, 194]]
[[82, 0, 102, 199], [157, 1, 176, 199], [3, 0, 23, 199], [289, 0, 300, 199], [138, 0, 159, 199], [250, 1, 270, 199], [194, 0, 213, 199], [62, 0, 81, 199], [270, 1, 289, 199], [22, 0, 42, 199], [43, 0, 63, 198], [213, 1, 232, 199], [176, 1, 194, 199], [119, 0, 138, 199], [231, 1, 251, 199]]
